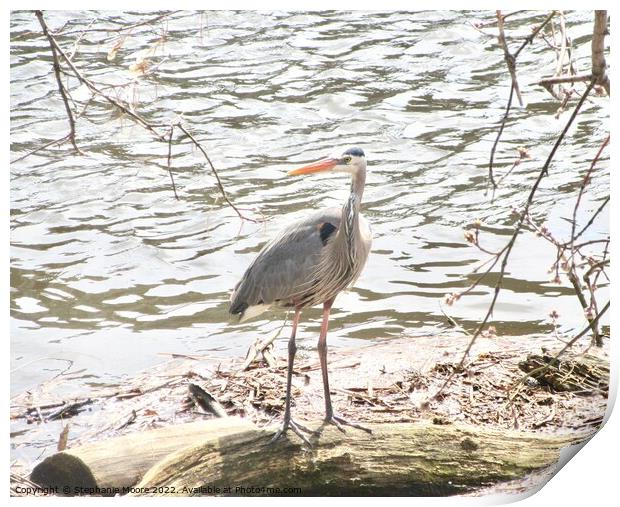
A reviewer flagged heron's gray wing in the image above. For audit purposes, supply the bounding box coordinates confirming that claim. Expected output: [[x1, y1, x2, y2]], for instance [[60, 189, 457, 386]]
[[230, 207, 341, 316]]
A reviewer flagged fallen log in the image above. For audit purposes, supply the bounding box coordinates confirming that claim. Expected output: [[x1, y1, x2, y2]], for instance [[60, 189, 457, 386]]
[[30, 418, 250, 496], [134, 420, 583, 496], [30, 416, 585, 496]]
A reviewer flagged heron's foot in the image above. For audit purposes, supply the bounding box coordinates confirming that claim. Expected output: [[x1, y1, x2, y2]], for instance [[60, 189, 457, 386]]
[[325, 414, 373, 434], [270, 417, 317, 446]]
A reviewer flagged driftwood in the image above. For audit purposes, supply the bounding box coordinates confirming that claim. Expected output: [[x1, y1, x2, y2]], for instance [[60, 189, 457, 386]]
[[518, 353, 609, 393], [31, 417, 582, 496], [188, 383, 228, 418], [30, 418, 250, 496]]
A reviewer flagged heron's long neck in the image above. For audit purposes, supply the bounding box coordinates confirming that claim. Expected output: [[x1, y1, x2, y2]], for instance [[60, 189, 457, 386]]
[[339, 170, 366, 254]]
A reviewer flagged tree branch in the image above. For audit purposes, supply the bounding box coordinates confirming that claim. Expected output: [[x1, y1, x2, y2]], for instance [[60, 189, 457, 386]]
[[496, 10, 524, 107], [22, 11, 260, 222], [488, 11, 557, 191], [175, 123, 261, 222], [34, 10, 81, 154], [537, 73, 592, 87], [591, 10, 610, 95], [435, 80, 596, 399]]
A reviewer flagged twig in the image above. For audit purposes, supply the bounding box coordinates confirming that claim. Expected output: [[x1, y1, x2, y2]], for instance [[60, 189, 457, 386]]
[[45, 399, 94, 421], [520, 209, 606, 344], [553, 13, 568, 83], [35, 11, 81, 154], [570, 197, 609, 245], [37, 12, 166, 141], [166, 125, 179, 200], [495, 146, 531, 187], [584, 258, 609, 348], [435, 81, 596, 400], [497, 10, 524, 107], [439, 303, 472, 337], [583, 260, 609, 284], [175, 123, 261, 222], [488, 85, 513, 191], [115, 409, 137, 430], [572, 238, 609, 251], [25, 11, 256, 219], [472, 10, 526, 29], [52, 11, 185, 37], [488, 11, 556, 192], [11, 134, 70, 164], [514, 10, 557, 58], [591, 240, 610, 289], [240, 317, 288, 371], [67, 16, 99, 60], [538, 73, 592, 87], [536, 12, 579, 101], [447, 242, 508, 304], [567, 135, 610, 344], [569, 136, 609, 252]]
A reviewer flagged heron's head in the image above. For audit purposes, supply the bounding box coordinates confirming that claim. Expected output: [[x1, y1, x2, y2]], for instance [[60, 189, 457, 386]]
[[288, 147, 366, 177]]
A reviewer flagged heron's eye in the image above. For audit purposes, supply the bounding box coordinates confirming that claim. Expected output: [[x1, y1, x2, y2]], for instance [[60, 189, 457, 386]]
[[343, 156, 352, 164]]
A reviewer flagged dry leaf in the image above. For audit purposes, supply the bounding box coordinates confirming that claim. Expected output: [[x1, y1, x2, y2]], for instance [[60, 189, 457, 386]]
[[107, 37, 126, 62]]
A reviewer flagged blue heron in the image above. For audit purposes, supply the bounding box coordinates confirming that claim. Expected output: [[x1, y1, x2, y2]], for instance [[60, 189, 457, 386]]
[[230, 147, 372, 443]]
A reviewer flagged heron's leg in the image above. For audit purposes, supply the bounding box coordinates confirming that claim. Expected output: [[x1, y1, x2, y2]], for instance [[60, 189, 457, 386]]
[[282, 307, 300, 423], [318, 298, 336, 419], [318, 298, 372, 435], [271, 308, 315, 446]]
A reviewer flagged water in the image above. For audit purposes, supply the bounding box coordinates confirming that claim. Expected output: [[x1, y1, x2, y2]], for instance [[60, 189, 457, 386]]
[[11, 10, 609, 403]]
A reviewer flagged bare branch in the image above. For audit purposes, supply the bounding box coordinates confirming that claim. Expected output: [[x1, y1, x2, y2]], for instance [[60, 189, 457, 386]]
[[52, 11, 184, 37], [21, 11, 259, 222], [591, 11, 610, 95], [550, 300, 609, 358], [67, 16, 98, 60], [494, 146, 531, 187], [488, 85, 513, 191], [514, 10, 557, 58], [569, 135, 610, 251], [571, 197, 609, 247], [11, 135, 70, 164], [166, 125, 179, 201], [488, 11, 556, 191], [38, 15, 167, 141], [536, 10, 610, 97], [175, 123, 262, 223], [537, 73, 592, 87], [471, 11, 526, 30], [435, 80, 596, 400], [496, 10, 524, 107], [34, 11, 81, 154]]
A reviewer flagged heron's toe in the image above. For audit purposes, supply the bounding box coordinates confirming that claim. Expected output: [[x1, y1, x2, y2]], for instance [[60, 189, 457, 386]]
[[325, 414, 372, 434], [270, 417, 316, 447]]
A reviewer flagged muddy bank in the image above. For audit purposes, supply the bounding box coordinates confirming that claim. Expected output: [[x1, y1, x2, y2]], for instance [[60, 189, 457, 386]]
[[10, 332, 608, 496]]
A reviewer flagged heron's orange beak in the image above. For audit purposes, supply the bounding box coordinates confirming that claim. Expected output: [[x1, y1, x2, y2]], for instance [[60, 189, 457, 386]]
[[288, 158, 338, 176]]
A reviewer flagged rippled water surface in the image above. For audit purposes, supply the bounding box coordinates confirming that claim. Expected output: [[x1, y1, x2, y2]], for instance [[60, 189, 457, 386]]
[[11, 10, 609, 403]]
